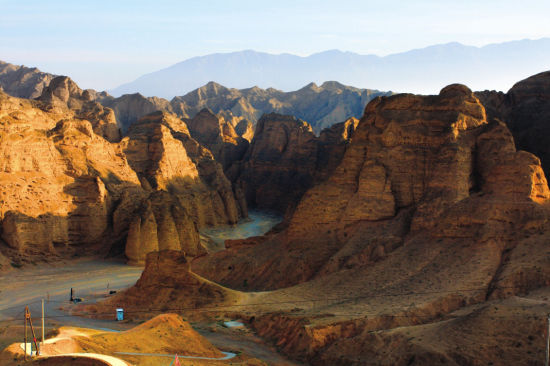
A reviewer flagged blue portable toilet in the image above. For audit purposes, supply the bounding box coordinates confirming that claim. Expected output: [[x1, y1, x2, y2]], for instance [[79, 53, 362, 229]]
[[116, 308, 124, 321]]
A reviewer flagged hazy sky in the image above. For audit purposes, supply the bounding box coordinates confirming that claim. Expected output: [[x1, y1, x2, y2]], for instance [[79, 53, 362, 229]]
[[1, 0, 549, 90]]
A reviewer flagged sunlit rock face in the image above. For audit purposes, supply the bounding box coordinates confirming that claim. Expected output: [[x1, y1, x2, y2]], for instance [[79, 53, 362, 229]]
[[0, 87, 245, 264], [0, 89, 141, 255], [120, 111, 245, 265]]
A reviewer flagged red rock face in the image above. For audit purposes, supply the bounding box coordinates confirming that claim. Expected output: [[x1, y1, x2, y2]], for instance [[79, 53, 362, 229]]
[[476, 71, 550, 177], [193, 84, 550, 292], [191, 85, 550, 366]]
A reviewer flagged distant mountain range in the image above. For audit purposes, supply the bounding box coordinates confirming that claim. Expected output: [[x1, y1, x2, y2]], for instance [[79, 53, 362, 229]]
[[0, 60, 390, 133], [110, 38, 550, 98]]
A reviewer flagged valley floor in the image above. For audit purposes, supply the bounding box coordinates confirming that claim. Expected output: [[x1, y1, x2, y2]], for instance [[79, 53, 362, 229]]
[[0, 258, 304, 365]]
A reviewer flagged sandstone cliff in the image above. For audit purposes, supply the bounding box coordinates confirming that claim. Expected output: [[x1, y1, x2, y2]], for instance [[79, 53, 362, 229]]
[[196, 84, 549, 288], [38, 76, 121, 142], [190, 84, 550, 365], [121, 111, 245, 264], [0, 89, 141, 257], [232, 114, 358, 214], [0, 89, 245, 265], [476, 70, 550, 177]]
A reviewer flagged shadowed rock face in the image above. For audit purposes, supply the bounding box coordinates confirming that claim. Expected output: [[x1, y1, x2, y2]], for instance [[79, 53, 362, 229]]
[[234, 113, 319, 213], [0, 61, 55, 99], [184, 109, 250, 171], [230, 114, 360, 215], [476, 71, 550, 177], [99, 93, 174, 133]]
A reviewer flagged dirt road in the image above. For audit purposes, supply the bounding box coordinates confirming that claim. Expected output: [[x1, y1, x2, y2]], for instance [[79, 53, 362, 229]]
[[0, 259, 143, 334]]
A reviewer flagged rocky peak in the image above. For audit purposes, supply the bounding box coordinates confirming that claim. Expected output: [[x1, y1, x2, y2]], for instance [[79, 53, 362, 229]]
[[100, 92, 173, 133], [508, 70, 550, 101], [39, 76, 85, 105], [476, 70, 550, 177], [0, 60, 55, 99]]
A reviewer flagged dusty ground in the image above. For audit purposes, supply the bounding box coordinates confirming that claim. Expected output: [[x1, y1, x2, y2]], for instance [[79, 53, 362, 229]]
[[1, 315, 268, 366], [0, 257, 300, 365]]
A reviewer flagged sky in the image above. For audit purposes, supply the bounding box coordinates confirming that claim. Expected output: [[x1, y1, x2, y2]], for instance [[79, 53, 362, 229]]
[[1, 0, 550, 91]]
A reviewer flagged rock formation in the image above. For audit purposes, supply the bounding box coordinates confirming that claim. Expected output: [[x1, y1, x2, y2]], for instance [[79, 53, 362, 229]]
[[233, 113, 318, 213], [184, 108, 249, 171], [0, 89, 141, 256], [194, 84, 550, 291], [315, 117, 359, 181], [92, 250, 244, 315], [0, 60, 55, 98], [476, 70, 550, 177], [0, 85, 245, 265], [233, 118, 254, 141], [120, 111, 245, 264], [99, 92, 174, 133], [171, 81, 391, 133], [232, 113, 358, 214], [38, 76, 121, 142], [189, 84, 550, 365]]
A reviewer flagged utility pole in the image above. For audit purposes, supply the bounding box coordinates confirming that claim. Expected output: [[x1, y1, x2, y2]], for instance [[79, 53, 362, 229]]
[[24, 307, 27, 361], [23, 305, 40, 357], [546, 314, 550, 366], [41, 298, 45, 350]]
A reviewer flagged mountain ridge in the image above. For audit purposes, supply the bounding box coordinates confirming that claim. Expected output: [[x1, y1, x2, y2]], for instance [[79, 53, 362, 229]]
[[110, 38, 550, 98]]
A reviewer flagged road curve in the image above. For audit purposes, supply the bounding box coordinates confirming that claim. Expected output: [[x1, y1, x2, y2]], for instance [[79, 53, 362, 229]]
[[41, 353, 130, 366], [114, 350, 237, 360], [20, 342, 129, 366]]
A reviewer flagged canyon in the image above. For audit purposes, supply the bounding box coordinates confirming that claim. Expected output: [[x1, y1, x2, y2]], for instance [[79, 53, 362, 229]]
[[1, 64, 550, 366]]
